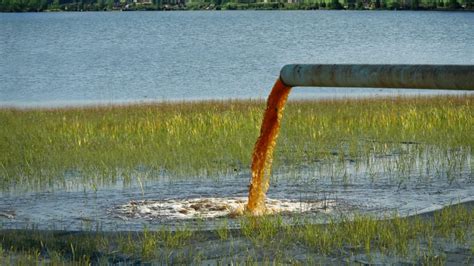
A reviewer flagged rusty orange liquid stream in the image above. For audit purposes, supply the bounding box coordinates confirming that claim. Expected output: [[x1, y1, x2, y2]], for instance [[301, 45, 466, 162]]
[[246, 78, 292, 215]]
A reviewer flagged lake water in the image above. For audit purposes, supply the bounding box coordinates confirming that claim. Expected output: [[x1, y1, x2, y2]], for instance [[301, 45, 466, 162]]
[[1, 11, 473, 107], [1, 11, 474, 231]]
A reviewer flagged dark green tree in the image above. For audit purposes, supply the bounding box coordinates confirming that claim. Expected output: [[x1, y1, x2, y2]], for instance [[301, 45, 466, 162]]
[[330, 0, 342, 8], [27, 0, 40, 10], [1, 0, 11, 11], [388, 0, 400, 8], [154, 0, 162, 9], [97, 0, 105, 9], [466, 0, 473, 8], [11, 0, 28, 11], [447, 0, 460, 8], [0, 0, 8, 11], [374, 0, 380, 8], [347, 0, 355, 8], [49, 0, 59, 9]]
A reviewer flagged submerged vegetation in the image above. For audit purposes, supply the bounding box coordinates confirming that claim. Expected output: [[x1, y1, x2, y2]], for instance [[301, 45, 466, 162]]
[[0, 95, 472, 263], [0, 95, 472, 191], [1, 203, 473, 263]]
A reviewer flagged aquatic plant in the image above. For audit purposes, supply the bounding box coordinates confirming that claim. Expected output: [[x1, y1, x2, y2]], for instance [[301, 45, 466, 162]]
[[1, 203, 472, 264], [0, 95, 472, 191]]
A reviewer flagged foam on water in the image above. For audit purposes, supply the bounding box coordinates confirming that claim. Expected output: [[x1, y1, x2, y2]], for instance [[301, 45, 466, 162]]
[[0, 143, 471, 231], [116, 197, 335, 220]]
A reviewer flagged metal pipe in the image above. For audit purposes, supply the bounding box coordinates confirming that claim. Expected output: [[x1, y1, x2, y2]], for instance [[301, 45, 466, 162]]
[[280, 64, 474, 90]]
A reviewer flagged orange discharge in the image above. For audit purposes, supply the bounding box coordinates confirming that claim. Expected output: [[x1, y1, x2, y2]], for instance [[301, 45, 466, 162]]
[[246, 79, 292, 215]]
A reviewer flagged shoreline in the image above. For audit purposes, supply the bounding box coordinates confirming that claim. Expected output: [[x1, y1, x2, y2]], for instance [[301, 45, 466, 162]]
[[1, 9, 473, 13], [1, 92, 473, 110], [1, 4, 473, 13], [1, 200, 472, 263]]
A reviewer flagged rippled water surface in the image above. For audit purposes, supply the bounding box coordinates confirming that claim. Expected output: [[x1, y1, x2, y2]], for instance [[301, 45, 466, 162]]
[[1, 11, 473, 231], [1, 11, 473, 106], [1, 145, 472, 231]]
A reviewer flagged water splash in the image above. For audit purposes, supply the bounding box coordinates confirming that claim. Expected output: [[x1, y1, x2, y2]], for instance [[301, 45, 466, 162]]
[[116, 197, 335, 220]]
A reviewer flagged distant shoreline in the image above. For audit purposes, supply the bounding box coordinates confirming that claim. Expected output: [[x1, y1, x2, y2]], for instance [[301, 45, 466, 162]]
[[2, 93, 473, 110], [3, 8, 474, 12], [1, 1, 473, 13]]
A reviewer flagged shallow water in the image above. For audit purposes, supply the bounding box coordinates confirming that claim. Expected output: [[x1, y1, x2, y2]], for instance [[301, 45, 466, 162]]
[[0, 174, 472, 231], [1, 11, 473, 107], [1, 145, 472, 231], [1, 11, 473, 230]]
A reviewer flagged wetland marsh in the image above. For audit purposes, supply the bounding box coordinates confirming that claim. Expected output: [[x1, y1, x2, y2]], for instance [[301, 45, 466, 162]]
[[2, 95, 472, 191], [1, 95, 473, 263], [2, 8, 474, 265]]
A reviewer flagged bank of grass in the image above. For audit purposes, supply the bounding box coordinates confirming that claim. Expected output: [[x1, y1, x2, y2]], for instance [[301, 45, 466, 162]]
[[0, 95, 473, 191], [1, 203, 473, 264]]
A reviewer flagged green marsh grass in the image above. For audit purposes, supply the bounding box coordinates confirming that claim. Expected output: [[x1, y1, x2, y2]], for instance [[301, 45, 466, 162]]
[[1, 203, 472, 264], [0, 95, 472, 191]]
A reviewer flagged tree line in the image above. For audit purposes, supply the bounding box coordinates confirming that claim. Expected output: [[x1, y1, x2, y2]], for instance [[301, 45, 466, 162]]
[[0, 0, 472, 12]]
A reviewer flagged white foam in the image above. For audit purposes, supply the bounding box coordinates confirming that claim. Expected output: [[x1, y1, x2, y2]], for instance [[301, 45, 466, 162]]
[[116, 197, 335, 220]]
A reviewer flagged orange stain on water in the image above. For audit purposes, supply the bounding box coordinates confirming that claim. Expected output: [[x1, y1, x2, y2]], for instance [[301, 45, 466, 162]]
[[246, 79, 292, 215]]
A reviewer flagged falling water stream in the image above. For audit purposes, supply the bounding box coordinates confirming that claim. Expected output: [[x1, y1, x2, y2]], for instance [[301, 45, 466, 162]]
[[247, 79, 292, 215]]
